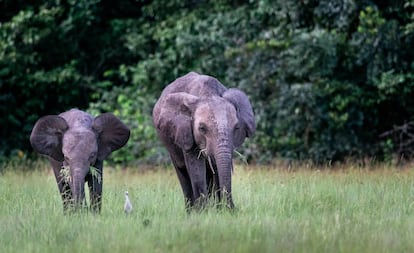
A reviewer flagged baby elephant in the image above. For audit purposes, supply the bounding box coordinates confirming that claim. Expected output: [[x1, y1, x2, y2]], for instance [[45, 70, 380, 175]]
[[153, 72, 256, 211], [30, 109, 130, 213]]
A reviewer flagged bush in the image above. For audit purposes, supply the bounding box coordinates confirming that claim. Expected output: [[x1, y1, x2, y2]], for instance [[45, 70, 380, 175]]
[[2, 0, 414, 166]]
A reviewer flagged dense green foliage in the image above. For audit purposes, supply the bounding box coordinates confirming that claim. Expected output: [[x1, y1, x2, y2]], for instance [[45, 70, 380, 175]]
[[1, 165, 414, 252], [2, 0, 414, 164]]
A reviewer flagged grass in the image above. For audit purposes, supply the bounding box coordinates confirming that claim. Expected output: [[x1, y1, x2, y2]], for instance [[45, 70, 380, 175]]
[[1, 163, 414, 253]]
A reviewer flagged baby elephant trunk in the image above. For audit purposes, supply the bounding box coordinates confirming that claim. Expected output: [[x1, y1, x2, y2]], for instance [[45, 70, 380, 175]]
[[70, 167, 88, 209]]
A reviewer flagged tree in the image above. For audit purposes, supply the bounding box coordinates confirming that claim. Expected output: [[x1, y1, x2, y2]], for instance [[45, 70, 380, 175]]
[[2, 0, 414, 165]]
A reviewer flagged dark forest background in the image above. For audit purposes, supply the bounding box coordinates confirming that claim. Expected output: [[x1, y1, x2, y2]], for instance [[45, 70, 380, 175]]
[[1, 0, 414, 166]]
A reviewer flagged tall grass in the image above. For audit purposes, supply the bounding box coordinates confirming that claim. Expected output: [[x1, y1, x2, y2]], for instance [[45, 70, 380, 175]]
[[1, 164, 414, 253]]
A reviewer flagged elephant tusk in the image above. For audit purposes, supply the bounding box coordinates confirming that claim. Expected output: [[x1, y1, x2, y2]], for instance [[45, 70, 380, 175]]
[[198, 148, 207, 159], [234, 150, 248, 165], [207, 156, 215, 175]]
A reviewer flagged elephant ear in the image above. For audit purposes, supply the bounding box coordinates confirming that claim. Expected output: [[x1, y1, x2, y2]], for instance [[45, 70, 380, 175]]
[[30, 115, 69, 161], [158, 92, 199, 151], [92, 113, 130, 161], [223, 88, 256, 147]]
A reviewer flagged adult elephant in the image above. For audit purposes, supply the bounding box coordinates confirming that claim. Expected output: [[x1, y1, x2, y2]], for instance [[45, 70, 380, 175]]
[[30, 109, 130, 213], [152, 72, 256, 211]]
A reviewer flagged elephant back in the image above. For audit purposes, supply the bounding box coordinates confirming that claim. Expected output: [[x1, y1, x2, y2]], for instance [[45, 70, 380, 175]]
[[161, 72, 227, 98]]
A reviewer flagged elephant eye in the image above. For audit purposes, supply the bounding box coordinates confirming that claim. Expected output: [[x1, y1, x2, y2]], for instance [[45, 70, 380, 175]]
[[234, 123, 241, 130], [199, 123, 208, 134]]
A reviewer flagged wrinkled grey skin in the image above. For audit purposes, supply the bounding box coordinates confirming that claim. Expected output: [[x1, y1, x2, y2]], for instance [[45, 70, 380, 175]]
[[30, 109, 130, 213], [153, 72, 256, 210]]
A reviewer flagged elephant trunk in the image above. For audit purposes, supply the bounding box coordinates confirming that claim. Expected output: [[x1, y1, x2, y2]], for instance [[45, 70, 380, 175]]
[[70, 167, 87, 209], [214, 144, 235, 209]]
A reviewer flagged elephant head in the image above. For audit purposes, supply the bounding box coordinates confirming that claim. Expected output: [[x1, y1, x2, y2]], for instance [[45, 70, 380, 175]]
[[30, 109, 130, 211], [157, 88, 255, 208]]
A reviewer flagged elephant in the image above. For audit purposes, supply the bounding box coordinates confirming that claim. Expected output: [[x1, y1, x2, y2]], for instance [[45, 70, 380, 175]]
[[30, 109, 130, 213], [152, 72, 256, 211]]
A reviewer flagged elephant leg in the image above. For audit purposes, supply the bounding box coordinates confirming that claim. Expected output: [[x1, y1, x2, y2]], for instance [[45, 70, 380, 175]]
[[184, 151, 207, 210], [49, 158, 73, 213], [164, 143, 195, 210], [170, 154, 194, 210], [86, 160, 103, 213]]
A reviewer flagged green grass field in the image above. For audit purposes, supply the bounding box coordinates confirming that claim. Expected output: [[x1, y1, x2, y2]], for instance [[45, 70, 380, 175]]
[[1, 163, 414, 253]]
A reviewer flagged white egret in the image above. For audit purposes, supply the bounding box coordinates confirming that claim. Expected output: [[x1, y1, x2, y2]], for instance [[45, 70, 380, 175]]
[[124, 191, 133, 215]]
